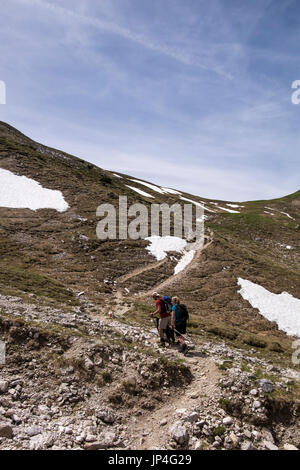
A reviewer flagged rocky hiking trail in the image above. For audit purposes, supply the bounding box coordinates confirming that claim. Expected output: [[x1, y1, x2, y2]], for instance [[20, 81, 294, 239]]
[[128, 355, 221, 450], [101, 229, 300, 451], [1, 290, 300, 450], [0, 228, 300, 450], [105, 230, 213, 324]]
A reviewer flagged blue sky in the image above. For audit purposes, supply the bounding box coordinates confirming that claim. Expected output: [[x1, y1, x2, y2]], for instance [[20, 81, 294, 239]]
[[0, 0, 300, 201]]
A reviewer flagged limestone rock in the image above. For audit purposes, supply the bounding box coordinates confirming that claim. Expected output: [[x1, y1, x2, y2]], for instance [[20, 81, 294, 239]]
[[170, 422, 189, 445]]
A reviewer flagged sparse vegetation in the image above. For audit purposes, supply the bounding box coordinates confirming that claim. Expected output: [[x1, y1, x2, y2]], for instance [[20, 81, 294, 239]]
[[219, 398, 234, 414], [213, 425, 226, 436], [0, 121, 299, 450]]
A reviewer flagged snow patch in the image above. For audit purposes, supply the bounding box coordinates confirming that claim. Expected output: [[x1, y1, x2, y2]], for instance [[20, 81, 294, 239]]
[[238, 278, 300, 338], [161, 187, 182, 195], [180, 196, 215, 213], [174, 250, 195, 275], [125, 185, 154, 198], [130, 179, 182, 196], [217, 206, 240, 213], [180, 196, 204, 208], [0, 168, 69, 212], [130, 179, 165, 194], [145, 236, 187, 261], [145, 236, 197, 275], [265, 207, 295, 220], [279, 210, 295, 220], [226, 203, 244, 209]]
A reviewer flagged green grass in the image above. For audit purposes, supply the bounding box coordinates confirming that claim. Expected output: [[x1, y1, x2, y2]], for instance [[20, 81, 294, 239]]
[[213, 425, 226, 436], [219, 398, 234, 413], [102, 370, 113, 384], [219, 360, 234, 371], [243, 335, 267, 349], [0, 265, 78, 304]]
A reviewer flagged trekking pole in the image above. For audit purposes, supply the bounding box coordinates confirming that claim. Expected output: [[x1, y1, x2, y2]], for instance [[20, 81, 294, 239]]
[[151, 315, 159, 333], [173, 327, 195, 347]]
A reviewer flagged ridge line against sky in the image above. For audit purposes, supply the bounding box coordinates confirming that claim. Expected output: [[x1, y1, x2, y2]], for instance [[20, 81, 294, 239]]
[[0, 0, 299, 200]]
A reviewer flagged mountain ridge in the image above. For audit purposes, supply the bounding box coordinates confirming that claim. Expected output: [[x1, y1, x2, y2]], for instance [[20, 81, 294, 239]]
[[1, 120, 299, 204]]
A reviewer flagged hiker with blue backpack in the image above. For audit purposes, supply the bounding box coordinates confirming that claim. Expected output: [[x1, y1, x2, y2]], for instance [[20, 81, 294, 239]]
[[171, 296, 189, 354], [151, 292, 175, 347]]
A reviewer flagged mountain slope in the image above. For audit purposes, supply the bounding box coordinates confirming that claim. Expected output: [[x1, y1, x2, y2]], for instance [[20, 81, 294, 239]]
[[0, 121, 299, 354], [0, 121, 300, 450]]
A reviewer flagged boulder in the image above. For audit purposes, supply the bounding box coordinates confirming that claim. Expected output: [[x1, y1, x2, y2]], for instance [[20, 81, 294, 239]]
[[194, 440, 203, 450], [0, 423, 13, 439], [97, 408, 115, 424], [170, 422, 189, 445], [241, 441, 255, 450], [223, 416, 233, 426], [29, 432, 55, 450], [283, 444, 298, 451], [84, 431, 117, 450], [26, 425, 42, 437], [187, 412, 199, 423], [263, 440, 278, 450], [258, 379, 274, 393], [0, 381, 9, 394]]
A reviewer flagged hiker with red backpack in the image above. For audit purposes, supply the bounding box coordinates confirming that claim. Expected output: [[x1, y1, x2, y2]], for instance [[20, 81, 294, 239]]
[[151, 292, 175, 347], [171, 296, 189, 354]]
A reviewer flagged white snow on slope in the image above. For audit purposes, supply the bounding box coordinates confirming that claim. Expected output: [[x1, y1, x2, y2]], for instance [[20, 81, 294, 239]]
[[174, 249, 195, 275], [113, 173, 122, 178], [130, 179, 182, 196], [0, 168, 69, 212], [217, 206, 240, 213], [265, 207, 295, 220], [264, 211, 275, 216], [227, 203, 244, 209], [130, 179, 165, 194], [126, 185, 154, 198], [180, 196, 204, 207], [180, 196, 215, 213], [161, 187, 182, 195], [238, 278, 300, 338], [131, 180, 164, 194], [145, 236, 187, 261], [145, 236, 197, 275], [279, 210, 295, 220]]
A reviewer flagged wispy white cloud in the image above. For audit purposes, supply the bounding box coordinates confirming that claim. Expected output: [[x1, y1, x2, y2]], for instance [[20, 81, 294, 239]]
[[1, 0, 299, 200], [13, 0, 235, 78]]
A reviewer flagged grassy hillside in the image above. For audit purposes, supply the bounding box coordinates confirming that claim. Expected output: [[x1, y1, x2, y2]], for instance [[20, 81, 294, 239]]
[[0, 121, 299, 365]]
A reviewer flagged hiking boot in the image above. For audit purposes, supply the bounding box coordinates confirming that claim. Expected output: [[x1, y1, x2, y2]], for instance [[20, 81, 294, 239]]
[[180, 343, 188, 354]]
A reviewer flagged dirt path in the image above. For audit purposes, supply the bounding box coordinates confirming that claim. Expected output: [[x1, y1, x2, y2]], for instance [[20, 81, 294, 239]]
[[127, 349, 221, 450], [104, 229, 219, 450], [116, 258, 168, 284], [108, 229, 214, 318]]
